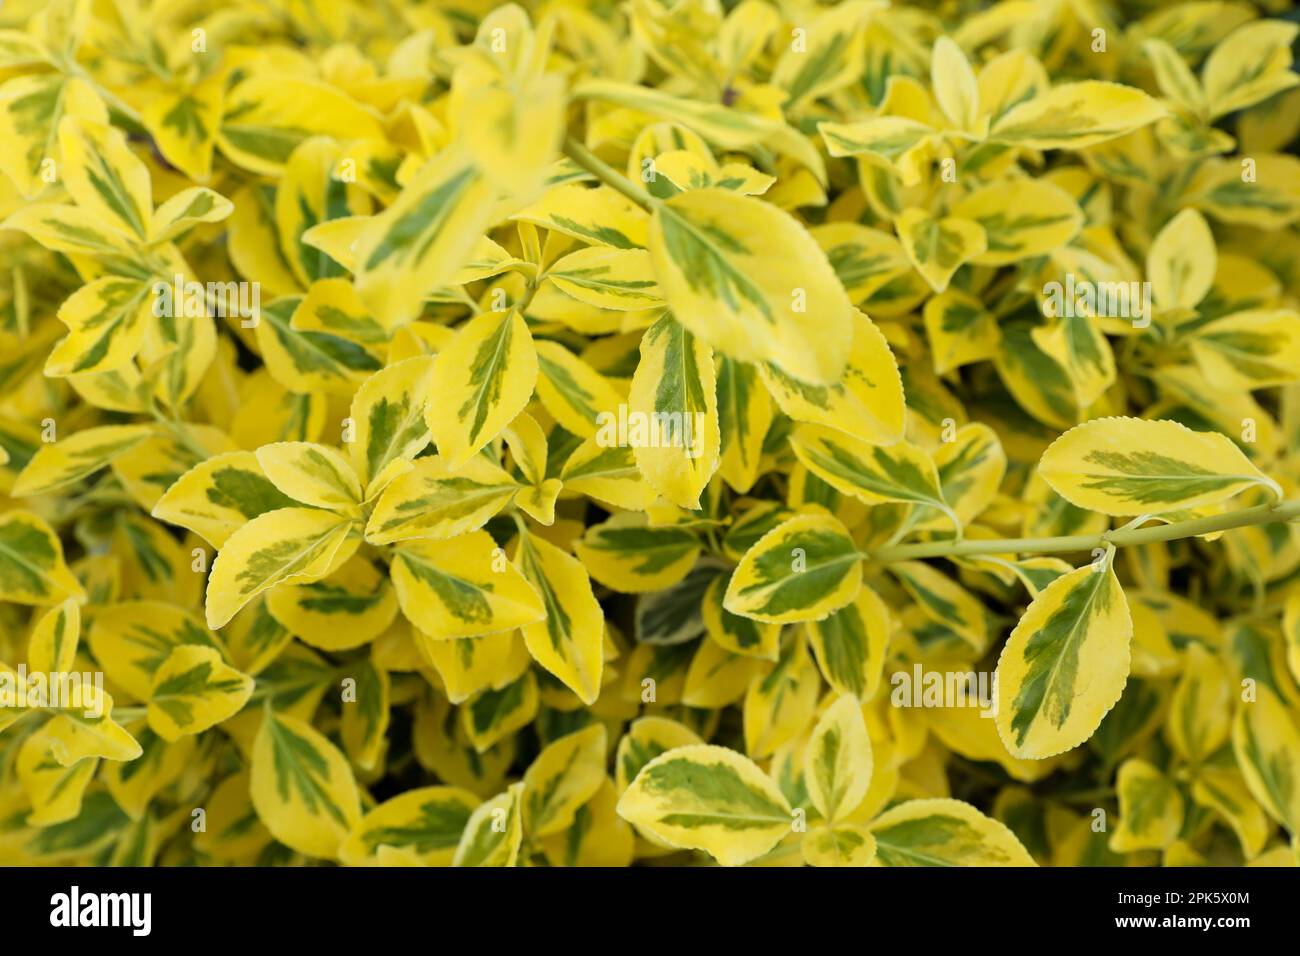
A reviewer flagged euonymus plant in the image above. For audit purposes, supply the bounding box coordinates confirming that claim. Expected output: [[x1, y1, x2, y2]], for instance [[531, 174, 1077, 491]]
[[1, 0, 1300, 868]]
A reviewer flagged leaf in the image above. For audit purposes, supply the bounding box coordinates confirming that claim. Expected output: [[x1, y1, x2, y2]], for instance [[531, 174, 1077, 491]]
[[453, 782, 524, 867], [1202, 20, 1300, 118], [351, 147, 496, 329], [365, 455, 519, 545], [291, 277, 388, 346], [1147, 207, 1215, 310], [791, 424, 956, 527], [219, 598, 291, 677], [140, 79, 223, 183], [1037, 417, 1276, 516], [702, 574, 781, 660], [636, 563, 719, 646], [928, 423, 1006, 528], [17, 728, 97, 826], [1191, 767, 1270, 859], [950, 180, 1082, 265], [648, 188, 854, 385], [1, 201, 136, 262], [340, 786, 479, 866], [256, 297, 382, 396], [802, 823, 878, 866], [805, 585, 890, 700], [101, 722, 197, 822], [818, 116, 936, 165], [931, 36, 980, 133], [715, 356, 772, 494], [1031, 308, 1116, 410], [0, 75, 105, 198], [512, 183, 649, 249], [347, 355, 434, 495], [990, 81, 1165, 149], [12, 424, 151, 496], [724, 512, 862, 624], [459, 669, 539, 750], [546, 247, 662, 310], [1167, 643, 1231, 763], [255, 441, 363, 513], [502, 414, 562, 524], [147, 645, 254, 741], [771, 0, 880, 109], [340, 658, 389, 772], [205, 507, 357, 629], [44, 689, 141, 765], [682, 638, 759, 709], [616, 744, 793, 866], [276, 137, 369, 287], [523, 724, 607, 837], [805, 695, 873, 822], [391, 531, 544, 640], [1288, 592, 1300, 690], [1188, 309, 1300, 391], [514, 528, 605, 704], [757, 310, 905, 444], [150, 186, 233, 244], [895, 208, 986, 294], [0, 510, 84, 605], [574, 79, 825, 184], [994, 321, 1076, 430], [559, 438, 658, 512], [266, 555, 399, 651], [1232, 687, 1300, 831], [427, 310, 537, 468], [923, 288, 1000, 374], [995, 561, 1133, 760], [870, 798, 1036, 866], [27, 598, 80, 675], [57, 115, 152, 241], [1143, 39, 1206, 117], [45, 276, 154, 377], [218, 76, 385, 176], [533, 340, 625, 438], [0, 29, 51, 69], [1187, 154, 1300, 229], [744, 633, 822, 757], [614, 716, 704, 794], [574, 513, 701, 593], [891, 560, 988, 650], [625, 315, 720, 508], [1109, 758, 1184, 852], [250, 708, 362, 860], [152, 450, 298, 548], [87, 601, 222, 700], [461, 71, 564, 195], [538, 777, 635, 867]]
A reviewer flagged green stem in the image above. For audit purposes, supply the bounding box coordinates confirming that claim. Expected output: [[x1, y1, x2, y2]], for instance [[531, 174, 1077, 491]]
[[562, 136, 659, 210], [870, 499, 1300, 564]]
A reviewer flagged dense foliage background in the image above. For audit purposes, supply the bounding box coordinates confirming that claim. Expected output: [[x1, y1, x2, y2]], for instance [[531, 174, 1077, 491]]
[[1, 0, 1300, 867]]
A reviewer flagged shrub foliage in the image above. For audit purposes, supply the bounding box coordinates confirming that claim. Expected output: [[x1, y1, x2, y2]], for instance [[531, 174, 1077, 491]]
[[1, 0, 1300, 867]]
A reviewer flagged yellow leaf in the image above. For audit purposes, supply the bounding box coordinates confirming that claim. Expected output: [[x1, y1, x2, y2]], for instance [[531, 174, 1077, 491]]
[[648, 188, 854, 385], [250, 708, 362, 859]]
